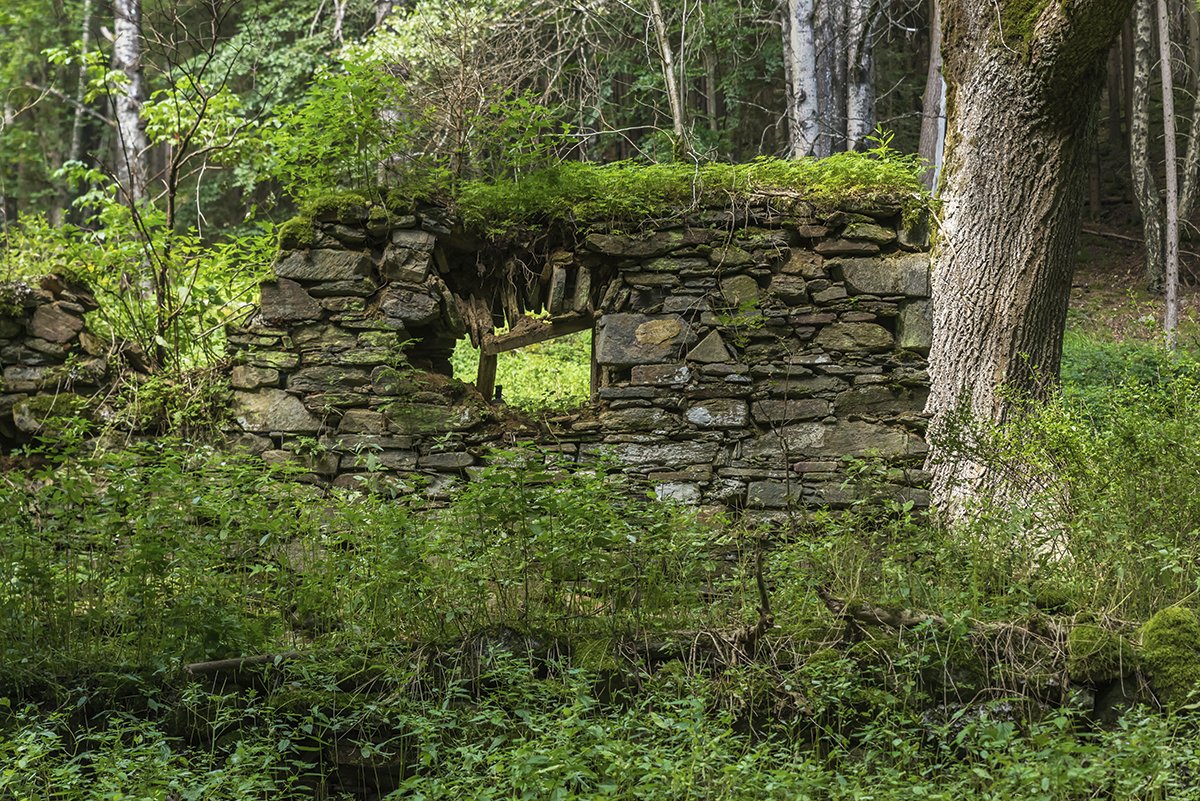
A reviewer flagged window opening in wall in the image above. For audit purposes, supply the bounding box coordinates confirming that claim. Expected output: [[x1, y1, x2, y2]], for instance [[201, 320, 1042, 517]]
[[451, 314, 594, 413]]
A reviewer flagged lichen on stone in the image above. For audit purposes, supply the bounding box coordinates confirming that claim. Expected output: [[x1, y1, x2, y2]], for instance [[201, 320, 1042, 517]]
[[1140, 606, 1200, 707]]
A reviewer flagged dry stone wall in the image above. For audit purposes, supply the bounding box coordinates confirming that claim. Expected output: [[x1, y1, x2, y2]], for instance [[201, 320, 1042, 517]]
[[228, 194, 933, 516], [0, 277, 112, 443]]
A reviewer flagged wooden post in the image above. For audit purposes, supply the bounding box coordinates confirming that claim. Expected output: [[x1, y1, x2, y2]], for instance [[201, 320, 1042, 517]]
[[477, 353, 498, 401]]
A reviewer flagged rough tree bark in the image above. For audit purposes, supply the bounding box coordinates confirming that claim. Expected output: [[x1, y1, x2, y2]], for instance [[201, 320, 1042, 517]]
[[111, 0, 148, 205], [927, 0, 1136, 516], [813, 1, 847, 156], [1130, 0, 1165, 293], [918, 0, 946, 190]]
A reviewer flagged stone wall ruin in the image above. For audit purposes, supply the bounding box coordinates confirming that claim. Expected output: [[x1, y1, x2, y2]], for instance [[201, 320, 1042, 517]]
[[225, 193, 934, 516]]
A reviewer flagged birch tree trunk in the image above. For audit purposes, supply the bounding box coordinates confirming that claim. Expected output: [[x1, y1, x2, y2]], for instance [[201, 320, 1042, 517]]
[[112, 0, 148, 205], [927, 0, 1136, 516], [918, 0, 946, 190], [1130, 0, 1165, 292], [845, 0, 876, 150], [783, 0, 820, 157], [1157, 0, 1180, 342]]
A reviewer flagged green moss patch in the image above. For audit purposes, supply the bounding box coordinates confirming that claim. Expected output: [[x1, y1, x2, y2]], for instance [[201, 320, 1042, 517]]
[[451, 155, 928, 236], [1140, 607, 1200, 707], [1066, 623, 1136, 685]]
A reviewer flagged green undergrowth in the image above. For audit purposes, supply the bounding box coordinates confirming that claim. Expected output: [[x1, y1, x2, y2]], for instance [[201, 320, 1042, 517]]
[[6, 331, 1200, 795], [450, 328, 592, 412]]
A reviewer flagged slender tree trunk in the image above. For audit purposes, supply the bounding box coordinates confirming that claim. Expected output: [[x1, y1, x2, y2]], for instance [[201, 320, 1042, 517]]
[[783, 0, 821, 157], [1157, 0, 1180, 342], [845, 0, 875, 150], [1179, 2, 1200, 217], [1107, 43, 1125, 155], [332, 0, 349, 43], [112, 0, 148, 205], [927, 0, 1136, 516], [918, 0, 946, 190], [1131, 0, 1165, 292], [648, 0, 690, 159], [69, 0, 93, 167], [0, 102, 14, 228]]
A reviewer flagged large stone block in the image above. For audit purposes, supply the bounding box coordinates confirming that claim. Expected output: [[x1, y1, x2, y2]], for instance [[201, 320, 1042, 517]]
[[833, 385, 928, 417], [838, 253, 930, 297], [599, 407, 679, 431], [814, 322, 893, 352], [612, 441, 719, 469], [595, 314, 694, 366], [288, 366, 372, 392], [747, 480, 803, 509], [260, 279, 323, 323], [751, 398, 830, 423], [380, 402, 486, 434], [275, 249, 373, 282], [28, 302, 84, 344], [380, 285, 441, 327], [819, 421, 926, 458], [584, 230, 685, 258], [233, 389, 322, 433]]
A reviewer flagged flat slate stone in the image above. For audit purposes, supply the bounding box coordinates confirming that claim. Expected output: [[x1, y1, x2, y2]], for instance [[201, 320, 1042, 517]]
[[751, 398, 830, 423], [686, 399, 749, 429], [814, 322, 893, 352], [275, 249, 373, 282], [595, 313, 694, 366], [260, 278, 321, 321], [838, 253, 931, 297], [584, 230, 685, 258]]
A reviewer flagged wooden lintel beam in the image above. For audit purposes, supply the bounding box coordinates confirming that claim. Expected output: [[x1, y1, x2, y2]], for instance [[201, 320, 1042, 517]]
[[481, 314, 594, 356]]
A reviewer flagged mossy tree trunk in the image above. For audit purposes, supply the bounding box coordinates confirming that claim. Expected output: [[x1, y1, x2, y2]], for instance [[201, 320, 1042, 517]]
[[927, 0, 1136, 516]]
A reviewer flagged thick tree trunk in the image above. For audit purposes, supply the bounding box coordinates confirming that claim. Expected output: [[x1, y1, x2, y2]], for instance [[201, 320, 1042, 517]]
[[1157, 0, 1180, 342], [112, 0, 148, 205], [813, 1, 847, 156], [927, 0, 1136, 515], [783, 0, 821, 157], [918, 0, 946, 191], [1130, 0, 1165, 292]]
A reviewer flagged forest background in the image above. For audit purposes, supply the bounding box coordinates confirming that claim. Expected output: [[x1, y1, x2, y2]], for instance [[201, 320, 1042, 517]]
[[5, 1, 1200, 798]]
